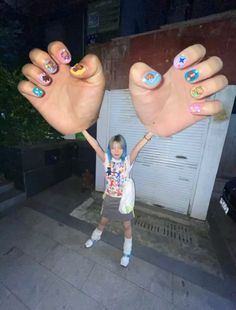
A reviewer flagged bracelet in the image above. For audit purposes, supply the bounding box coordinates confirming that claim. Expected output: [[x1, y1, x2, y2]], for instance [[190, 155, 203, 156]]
[[144, 135, 151, 141]]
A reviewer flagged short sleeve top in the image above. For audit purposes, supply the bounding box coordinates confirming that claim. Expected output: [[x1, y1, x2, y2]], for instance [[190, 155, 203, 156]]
[[103, 154, 132, 197]]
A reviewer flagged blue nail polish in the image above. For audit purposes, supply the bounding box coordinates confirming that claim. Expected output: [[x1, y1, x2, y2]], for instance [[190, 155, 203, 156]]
[[143, 71, 162, 86], [184, 69, 199, 83], [33, 87, 44, 97]]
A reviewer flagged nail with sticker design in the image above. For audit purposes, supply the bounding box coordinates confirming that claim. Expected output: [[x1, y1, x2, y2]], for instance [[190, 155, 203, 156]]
[[58, 48, 71, 63], [174, 54, 187, 69], [191, 86, 204, 98], [44, 60, 58, 74], [143, 71, 162, 87], [70, 63, 86, 76], [39, 72, 51, 84], [189, 103, 202, 113], [33, 87, 44, 97], [185, 69, 199, 83]]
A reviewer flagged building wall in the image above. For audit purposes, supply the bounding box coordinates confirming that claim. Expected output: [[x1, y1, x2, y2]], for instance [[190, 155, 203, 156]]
[[88, 11, 236, 179], [88, 11, 236, 89]]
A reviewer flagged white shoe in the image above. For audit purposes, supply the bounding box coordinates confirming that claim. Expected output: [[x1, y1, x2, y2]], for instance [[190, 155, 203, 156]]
[[120, 254, 131, 267], [84, 237, 100, 248]]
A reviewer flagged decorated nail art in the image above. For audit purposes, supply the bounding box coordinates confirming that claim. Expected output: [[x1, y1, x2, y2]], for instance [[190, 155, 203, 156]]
[[70, 63, 86, 76], [44, 60, 57, 74], [190, 86, 204, 98], [174, 54, 187, 69], [184, 69, 199, 83], [33, 87, 44, 97], [39, 72, 51, 84], [189, 103, 202, 113], [143, 71, 161, 87], [58, 48, 71, 63]]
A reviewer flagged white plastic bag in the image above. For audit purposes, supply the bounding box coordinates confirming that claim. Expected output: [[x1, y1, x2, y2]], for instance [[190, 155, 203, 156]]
[[119, 178, 135, 214]]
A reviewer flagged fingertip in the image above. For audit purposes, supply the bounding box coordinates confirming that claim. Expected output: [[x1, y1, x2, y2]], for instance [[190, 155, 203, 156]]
[[130, 62, 162, 89]]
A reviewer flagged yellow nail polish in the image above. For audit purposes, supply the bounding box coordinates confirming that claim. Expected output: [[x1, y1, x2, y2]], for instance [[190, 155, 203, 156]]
[[70, 63, 86, 76]]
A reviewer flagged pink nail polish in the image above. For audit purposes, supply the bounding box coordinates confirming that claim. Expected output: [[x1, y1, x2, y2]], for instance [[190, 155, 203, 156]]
[[58, 48, 71, 63], [189, 103, 202, 113]]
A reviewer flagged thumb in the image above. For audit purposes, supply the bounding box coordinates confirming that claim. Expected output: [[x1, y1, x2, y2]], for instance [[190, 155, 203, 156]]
[[129, 62, 162, 95], [70, 54, 105, 86]]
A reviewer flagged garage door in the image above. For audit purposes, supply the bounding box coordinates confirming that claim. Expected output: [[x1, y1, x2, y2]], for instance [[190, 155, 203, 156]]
[[96, 89, 210, 215]]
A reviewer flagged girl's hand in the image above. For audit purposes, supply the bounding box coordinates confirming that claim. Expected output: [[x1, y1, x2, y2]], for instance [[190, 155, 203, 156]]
[[129, 44, 228, 136], [18, 41, 105, 134]]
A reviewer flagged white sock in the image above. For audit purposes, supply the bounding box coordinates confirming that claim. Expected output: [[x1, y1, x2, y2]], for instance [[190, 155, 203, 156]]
[[91, 228, 102, 241], [123, 237, 132, 255]]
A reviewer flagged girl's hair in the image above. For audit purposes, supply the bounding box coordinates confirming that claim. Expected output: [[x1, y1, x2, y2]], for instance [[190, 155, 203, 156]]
[[107, 134, 127, 161]]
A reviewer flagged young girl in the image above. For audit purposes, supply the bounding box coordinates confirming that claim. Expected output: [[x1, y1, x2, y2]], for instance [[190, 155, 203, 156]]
[[82, 130, 153, 267]]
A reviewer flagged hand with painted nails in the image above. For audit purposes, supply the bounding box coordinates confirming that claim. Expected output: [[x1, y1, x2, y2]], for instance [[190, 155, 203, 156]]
[[129, 44, 228, 136], [18, 41, 105, 134]]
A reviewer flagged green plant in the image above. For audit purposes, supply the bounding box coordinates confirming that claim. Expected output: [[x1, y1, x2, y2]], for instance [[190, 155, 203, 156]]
[[0, 66, 62, 145]]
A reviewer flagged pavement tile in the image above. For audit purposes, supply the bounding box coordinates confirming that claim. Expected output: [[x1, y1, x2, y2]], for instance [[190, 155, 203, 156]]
[[172, 274, 235, 310], [0, 250, 53, 309], [82, 263, 173, 310], [0, 282, 29, 310], [32, 215, 88, 250], [41, 244, 95, 289], [8, 207, 47, 229]]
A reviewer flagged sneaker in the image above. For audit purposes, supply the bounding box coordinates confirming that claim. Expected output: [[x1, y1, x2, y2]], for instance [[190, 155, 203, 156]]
[[120, 254, 130, 267]]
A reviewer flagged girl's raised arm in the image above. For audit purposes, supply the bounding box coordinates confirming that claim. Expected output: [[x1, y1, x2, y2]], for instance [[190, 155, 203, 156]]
[[130, 132, 153, 164], [82, 130, 105, 161]]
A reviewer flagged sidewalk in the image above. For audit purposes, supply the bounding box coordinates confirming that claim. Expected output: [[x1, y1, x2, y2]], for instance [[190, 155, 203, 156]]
[[0, 176, 235, 310]]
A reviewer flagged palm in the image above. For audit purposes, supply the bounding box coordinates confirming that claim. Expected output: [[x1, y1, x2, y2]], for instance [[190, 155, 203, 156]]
[[129, 44, 227, 136], [131, 66, 203, 136]]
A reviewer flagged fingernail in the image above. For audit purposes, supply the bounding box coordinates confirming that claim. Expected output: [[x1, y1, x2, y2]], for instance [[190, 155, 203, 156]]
[[58, 48, 71, 63], [185, 69, 199, 83], [33, 87, 44, 97], [39, 72, 51, 84], [174, 54, 187, 69], [44, 60, 58, 74], [191, 86, 204, 98], [143, 71, 162, 87], [70, 63, 86, 76], [189, 103, 202, 113]]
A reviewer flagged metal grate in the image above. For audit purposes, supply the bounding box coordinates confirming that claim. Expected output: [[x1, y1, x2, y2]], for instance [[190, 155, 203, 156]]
[[134, 218, 193, 245]]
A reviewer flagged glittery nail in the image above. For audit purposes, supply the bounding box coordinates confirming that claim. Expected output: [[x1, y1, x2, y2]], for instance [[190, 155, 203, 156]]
[[143, 71, 162, 86], [189, 103, 202, 113], [174, 54, 187, 69], [39, 72, 51, 84], [33, 87, 44, 97], [58, 48, 71, 63], [184, 69, 199, 83], [70, 63, 86, 76], [44, 60, 58, 74], [191, 86, 204, 98]]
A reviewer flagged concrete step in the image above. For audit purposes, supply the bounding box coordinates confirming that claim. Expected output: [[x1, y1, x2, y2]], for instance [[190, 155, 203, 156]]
[[0, 188, 26, 213]]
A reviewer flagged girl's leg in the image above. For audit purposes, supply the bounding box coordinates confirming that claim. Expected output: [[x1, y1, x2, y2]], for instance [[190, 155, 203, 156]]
[[85, 216, 109, 248], [120, 220, 132, 267]]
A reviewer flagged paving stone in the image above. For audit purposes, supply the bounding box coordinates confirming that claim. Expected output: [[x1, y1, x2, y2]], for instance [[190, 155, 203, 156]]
[[41, 244, 95, 289], [172, 274, 235, 310], [0, 284, 29, 310], [32, 216, 88, 250], [8, 206, 48, 228], [82, 263, 173, 310]]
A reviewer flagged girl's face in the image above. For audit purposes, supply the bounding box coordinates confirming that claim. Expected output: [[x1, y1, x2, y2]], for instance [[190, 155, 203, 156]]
[[111, 142, 123, 160]]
